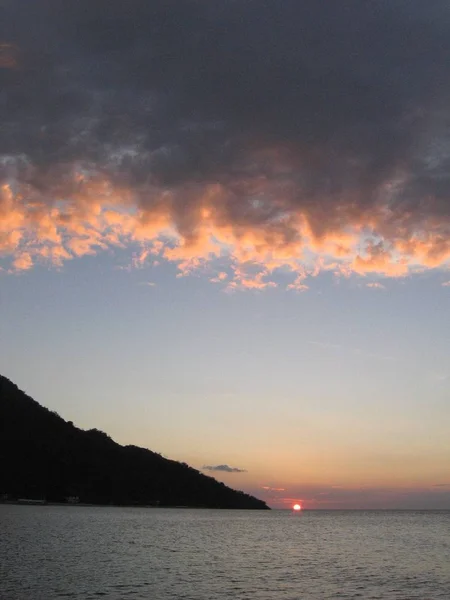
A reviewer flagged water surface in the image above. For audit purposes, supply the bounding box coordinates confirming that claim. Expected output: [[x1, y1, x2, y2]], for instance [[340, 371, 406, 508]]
[[1, 505, 449, 599]]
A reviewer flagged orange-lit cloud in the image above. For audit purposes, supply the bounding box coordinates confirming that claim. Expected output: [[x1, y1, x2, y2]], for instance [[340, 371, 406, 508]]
[[210, 271, 228, 283], [2, 2, 450, 287], [1, 172, 450, 290], [12, 252, 33, 271]]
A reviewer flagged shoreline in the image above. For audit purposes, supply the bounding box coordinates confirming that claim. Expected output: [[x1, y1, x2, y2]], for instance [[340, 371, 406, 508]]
[[0, 500, 268, 510]]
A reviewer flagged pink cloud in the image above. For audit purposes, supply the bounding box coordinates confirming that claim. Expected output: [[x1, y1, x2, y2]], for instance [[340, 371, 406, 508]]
[[2, 168, 450, 289], [11, 252, 33, 271]]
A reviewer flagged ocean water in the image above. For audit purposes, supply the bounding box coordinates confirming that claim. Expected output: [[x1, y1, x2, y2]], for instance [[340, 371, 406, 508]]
[[1, 506, 449, 599]]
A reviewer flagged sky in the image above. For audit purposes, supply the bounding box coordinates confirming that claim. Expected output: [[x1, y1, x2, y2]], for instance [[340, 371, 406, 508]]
[[1, 0, 450, 509]]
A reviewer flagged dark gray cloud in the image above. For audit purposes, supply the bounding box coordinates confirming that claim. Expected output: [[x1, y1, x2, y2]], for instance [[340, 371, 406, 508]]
[[1, 1, 450, 273], [203, 464, 247, 473]]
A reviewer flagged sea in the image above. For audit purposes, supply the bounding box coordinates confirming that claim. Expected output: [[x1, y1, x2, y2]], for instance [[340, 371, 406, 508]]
[[1, 505, 449, 599]]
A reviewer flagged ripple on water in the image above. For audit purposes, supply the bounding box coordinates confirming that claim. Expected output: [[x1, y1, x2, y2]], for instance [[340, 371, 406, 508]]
[[1, 507, 450, 599]]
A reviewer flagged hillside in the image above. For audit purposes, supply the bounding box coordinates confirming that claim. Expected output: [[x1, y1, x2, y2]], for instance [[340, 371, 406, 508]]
[[0, 375, 268, 509]]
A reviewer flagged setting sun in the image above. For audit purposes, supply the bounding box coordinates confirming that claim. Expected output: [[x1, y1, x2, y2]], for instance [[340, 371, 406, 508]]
[[293, 504, 302, 511]]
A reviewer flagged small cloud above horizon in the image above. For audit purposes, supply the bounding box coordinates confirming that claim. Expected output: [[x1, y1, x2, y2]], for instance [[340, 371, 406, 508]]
[[203, 464, 247, 473]]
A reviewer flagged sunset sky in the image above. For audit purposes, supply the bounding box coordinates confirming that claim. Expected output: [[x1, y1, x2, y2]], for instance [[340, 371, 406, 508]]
[[1, 1, 450, 508]]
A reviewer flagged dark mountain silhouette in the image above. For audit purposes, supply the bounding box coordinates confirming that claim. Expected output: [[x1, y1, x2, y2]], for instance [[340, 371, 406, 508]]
[[0, 375, 269, 509]]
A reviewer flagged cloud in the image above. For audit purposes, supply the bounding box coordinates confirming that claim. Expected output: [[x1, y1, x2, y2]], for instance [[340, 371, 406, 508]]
[[442, 281, 450, 287], [366, 282, 386, 290], [203, 464, 247, 473], [210, 271, 228, 284], [1, 1, 450, 286], [11, 252, 33, 271], [0, 43, 19, 69]]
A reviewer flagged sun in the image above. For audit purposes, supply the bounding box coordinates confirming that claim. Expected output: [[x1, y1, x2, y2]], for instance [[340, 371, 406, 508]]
[[293, 503, 302, 511]]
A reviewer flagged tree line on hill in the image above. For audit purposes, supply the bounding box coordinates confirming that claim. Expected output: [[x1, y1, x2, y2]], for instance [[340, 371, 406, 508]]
[[0, 375, 268, 509]]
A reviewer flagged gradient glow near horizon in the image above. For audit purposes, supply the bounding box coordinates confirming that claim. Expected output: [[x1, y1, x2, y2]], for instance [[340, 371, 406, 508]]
[[1, 1, 450, 508]]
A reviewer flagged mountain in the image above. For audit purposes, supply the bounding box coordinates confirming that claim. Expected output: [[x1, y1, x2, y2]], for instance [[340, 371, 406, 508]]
[[0, 375, 269, 509]]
